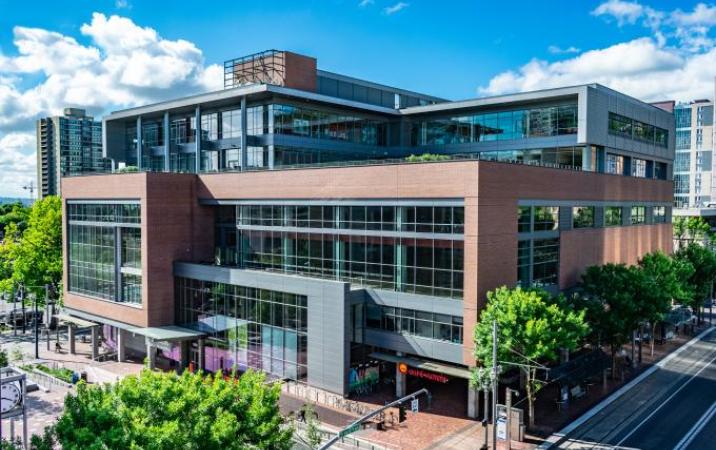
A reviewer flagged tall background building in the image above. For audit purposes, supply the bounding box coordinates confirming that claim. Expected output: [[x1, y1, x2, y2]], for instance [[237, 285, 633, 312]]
[[36, 108, 107, 199], [673, 99, 714, 209]]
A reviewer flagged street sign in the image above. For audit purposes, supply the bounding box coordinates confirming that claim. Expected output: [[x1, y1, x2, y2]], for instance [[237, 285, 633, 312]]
[[411, 398, 419, 413], [496, 417, 507, 441], [338, 423, 360, 438]]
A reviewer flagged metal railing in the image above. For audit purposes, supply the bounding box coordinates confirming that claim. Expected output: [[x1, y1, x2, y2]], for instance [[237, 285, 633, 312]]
[[65, 151, 587, 178]]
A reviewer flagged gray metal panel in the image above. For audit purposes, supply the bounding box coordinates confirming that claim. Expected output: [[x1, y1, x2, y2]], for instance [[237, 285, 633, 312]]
[[173, 263, 351, 395], [353, 288, 464, 317], [363, 329, 463, 365]]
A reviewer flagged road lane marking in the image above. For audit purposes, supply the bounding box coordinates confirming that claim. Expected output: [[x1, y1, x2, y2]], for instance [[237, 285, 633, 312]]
[[614, 352, 716, 447], [672, 399, 716, 450]]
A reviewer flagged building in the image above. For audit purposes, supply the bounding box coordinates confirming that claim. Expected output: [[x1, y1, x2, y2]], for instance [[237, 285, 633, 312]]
[[671, 92, 716, 231], [36, 108, 107, 198], [61, 50, 674, 416]]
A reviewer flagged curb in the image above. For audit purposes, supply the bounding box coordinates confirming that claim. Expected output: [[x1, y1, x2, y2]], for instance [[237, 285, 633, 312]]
[[536, 326, 716, 450]]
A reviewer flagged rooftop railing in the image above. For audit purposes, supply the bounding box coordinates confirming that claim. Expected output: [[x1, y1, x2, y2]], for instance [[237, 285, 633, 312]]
[[69, 152, 587, 178]]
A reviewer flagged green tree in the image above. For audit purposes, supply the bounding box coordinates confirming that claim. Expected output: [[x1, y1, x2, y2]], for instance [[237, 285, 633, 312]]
[[674, 243, 716, 322], [52, 368, 292, 450], [0, 202, 30, 237], [577, 264, 641, 372], [473, 287, 588, 428], [0, 196, 62, 301], [673, 216, 713, 249], [637, 251, 694, 356]]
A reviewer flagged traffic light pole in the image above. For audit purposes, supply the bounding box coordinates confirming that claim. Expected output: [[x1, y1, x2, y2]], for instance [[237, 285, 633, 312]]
[[492, 320, 499, 450], [318, 388, 430, 450]]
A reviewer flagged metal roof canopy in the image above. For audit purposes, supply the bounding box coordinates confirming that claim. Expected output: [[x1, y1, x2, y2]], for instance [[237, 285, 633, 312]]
[[369, 352, 472, 380], [54, 313, 98, 328], [128, 325, 206, 342]]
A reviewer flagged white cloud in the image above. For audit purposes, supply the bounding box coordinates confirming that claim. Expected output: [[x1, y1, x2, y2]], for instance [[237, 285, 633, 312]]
[[480, 2, 716, 103], [548, 45, 581, 55], [359, 0, 374, 6], [0, 132, 36, 198], [384, 2, 409, 15], [0, 12, 223, 197], [592, 0, 645, 25], [115, 0, 131, 9]]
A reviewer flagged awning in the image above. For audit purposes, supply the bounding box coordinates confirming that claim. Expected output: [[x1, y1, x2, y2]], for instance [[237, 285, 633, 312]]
[[125, 326, 206, 342], [369, 352, 472, 380], [54, 313, 98, 328], [59, 308, 205, 342]]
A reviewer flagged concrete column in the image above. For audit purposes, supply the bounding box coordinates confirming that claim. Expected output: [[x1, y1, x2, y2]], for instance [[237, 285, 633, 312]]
[[178, 341, 188, 374], [467, 385, 480, 419], [117, 328, 126, 362], [46, 327, 50, 351], [395, 353, 406, 398], [197, 338, 205, 372], [68, 325, 76, 355], [146, 338, 156, 370], [91, 326, 99, 360]]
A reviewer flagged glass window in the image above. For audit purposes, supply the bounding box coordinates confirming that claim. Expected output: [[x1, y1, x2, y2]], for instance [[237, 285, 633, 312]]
[[631, 206, 646, 225], [518, 206, 531, 233], [533, 207, 559, 231], [532, 238, 559, 286], [605, 207, 623, 226], [606, 153, 624, 175], [67, 202, 142, 304], [631, 158, 647, 178], [653, 206, 667, 223], [572, 206, 595, 228], [517, 240, 530, 287]]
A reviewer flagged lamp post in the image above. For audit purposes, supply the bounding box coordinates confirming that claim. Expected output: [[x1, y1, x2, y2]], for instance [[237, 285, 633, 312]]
[[29, 292, 39, 360], [18, 284, 25, 335]]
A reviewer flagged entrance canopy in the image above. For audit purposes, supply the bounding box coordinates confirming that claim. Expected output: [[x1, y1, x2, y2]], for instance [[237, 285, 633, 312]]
[[370, 352, 472, 380], [54, 312, 98, 328], [129, 325, 206, 342], [60, 308, 205, 342]]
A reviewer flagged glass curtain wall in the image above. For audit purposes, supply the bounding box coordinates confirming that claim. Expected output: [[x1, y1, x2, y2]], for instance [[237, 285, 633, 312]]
[[410, 104, 578, 146], [176, 277, 308, 382], [215, 204, 465, 299], [67, 203, 142, 304]]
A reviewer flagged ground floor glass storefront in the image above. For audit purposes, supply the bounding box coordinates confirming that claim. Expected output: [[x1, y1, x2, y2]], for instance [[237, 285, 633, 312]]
[[175, 277, 308, 382]]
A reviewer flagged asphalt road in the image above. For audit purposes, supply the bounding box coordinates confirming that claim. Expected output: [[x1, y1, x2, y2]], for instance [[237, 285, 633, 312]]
[[547, 327, 716, 450]]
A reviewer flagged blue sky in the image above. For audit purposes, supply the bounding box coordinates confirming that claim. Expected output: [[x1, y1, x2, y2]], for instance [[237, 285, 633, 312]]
[[1, 0, 716, 196]]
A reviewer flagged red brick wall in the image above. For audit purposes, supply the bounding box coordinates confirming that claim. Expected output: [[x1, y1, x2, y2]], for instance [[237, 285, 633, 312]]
[[62, 161, 673, 366]]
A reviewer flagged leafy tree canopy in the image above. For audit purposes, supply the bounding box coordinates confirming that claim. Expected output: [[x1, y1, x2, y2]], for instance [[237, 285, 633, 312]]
[[673, 243, 716, 309], [0, 196, 62, 300], [576, 263, 642, 350], [473, 286, 588, 427], [53, 369, 292, 450]]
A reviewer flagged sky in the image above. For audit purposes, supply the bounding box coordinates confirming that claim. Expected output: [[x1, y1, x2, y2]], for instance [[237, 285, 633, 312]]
[[1, 0, 716, 197]]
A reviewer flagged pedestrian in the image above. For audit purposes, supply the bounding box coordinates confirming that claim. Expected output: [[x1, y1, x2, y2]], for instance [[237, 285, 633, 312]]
[[298, 406, 306, 423]]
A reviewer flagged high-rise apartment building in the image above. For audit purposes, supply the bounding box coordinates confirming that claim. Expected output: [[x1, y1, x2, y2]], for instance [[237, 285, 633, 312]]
[[60, 51, 674, 416], [673, 100, 714, 209], [36, 108, 107, 198]]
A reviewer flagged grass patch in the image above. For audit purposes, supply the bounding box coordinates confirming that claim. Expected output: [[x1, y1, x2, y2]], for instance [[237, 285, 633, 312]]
[[24, 364, 75, 384]]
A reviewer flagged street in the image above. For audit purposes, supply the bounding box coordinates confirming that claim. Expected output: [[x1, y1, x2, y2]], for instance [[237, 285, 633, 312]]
[[546, 327, 716, 450]]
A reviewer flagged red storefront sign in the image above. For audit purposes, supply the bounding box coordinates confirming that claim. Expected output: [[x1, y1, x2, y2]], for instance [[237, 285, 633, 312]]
[[407, 367, 449, 383]]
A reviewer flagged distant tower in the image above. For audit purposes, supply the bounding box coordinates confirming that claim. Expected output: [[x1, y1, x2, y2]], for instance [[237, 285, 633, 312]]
[[36, 108, 108, 199]]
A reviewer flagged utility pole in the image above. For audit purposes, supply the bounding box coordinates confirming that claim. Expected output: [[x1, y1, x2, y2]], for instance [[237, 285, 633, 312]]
[[481, 386, 489, 450], [505, 388, 519, 450], [19, 284, 25, 335], [492, 320, 498, 450]]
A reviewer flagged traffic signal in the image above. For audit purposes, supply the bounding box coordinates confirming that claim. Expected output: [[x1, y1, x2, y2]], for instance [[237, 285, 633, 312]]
[[398, 405, 407, 423]]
